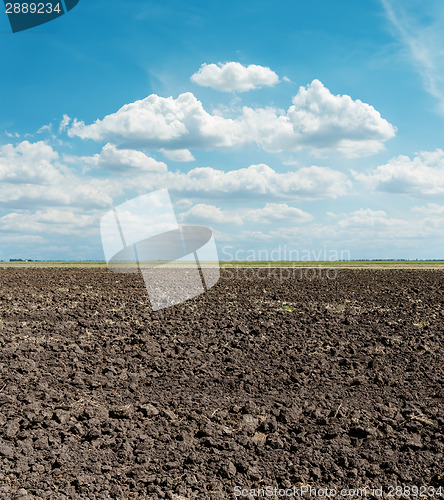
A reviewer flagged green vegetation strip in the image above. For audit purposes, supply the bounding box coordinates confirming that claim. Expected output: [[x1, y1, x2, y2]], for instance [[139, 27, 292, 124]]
[[220, 260, 444, 268], [1, 260, 444, 269]]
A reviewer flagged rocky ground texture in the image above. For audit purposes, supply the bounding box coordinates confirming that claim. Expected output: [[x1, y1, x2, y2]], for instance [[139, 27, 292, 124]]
[[0, 268, 443, 499]]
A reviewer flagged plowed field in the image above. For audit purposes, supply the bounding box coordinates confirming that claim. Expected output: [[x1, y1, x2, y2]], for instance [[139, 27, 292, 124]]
[[0, 268, 443, 499]]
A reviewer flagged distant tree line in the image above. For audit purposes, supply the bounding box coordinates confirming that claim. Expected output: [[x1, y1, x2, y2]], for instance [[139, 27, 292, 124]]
[[9, 259, 37, 262]]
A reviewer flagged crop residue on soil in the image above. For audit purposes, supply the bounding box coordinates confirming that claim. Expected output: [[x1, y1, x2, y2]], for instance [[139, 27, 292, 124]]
[[0, 268, 443, 499]]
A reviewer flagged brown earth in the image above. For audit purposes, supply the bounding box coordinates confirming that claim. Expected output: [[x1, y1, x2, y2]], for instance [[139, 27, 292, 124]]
[[0, 268, 443, 499]]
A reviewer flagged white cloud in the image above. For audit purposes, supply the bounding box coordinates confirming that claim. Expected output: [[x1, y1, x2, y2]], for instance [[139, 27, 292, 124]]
[[95, 143, 167, 172], [4, 136, 444, 259], [0, 234, 44, 245], [68, 81, 395, 157], [354, 149, 444, 196], [240, 79, 395, 156], [235, 230, 274, 242], [161, 164, 350, 200], [5, 131, 20, 138], [245, 203, 313, 223], [0, 141, 62, 184], [0, 180, 114, 210], [337, 208, 401, 229], [0, 209, 98, 235], [179, 203, 243, 225], [0, 207, 103, 259], [37, 124, 52, 134], [59, 114, 71, 132], [64, 144, 168, 174], [190, 62, 279, 92], [312, 207, 437, 242], [324, 207, 435, 241], [68, 92, 244, 149], [61, 154, 350, 203], [0, 139, 348, 214], [179, 202, 312, 226], [160, 148, 195, 162], [0, 141, 115, 209], [175, 198, 194, 208], [76, 162, 339, 204], [221, 206, 431, 251], [412, 203, 444, 230], [413, 202, 444, 216]]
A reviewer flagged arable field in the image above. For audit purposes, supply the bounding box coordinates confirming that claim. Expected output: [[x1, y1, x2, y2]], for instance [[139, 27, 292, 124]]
[[0, 268, 443, 499]]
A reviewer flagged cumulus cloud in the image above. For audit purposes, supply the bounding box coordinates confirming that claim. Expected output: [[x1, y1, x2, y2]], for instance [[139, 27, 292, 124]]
[[64, 144, 167, 175], [68, 81, 395, 157], [111, 163, 350, 205], [179, 202, 312, 226], [95, 143, 167, 172], [329, 207, 430, 241], [0, 139, 349, 213], [245, 203, 313, 223], [160, 148, 195, 162], [413, 202, 444, 216], [337, 208, 401, 229], [0, 180, 114, 210], [179, 203, 243, 225], [353, 149, 444, 196], [227, 207, 428, 250], [65, 152, 350, 202], [240, 79, 396, 156], [190, 62, 279, 92], [160, 164, 351, 200], [411, 203, 444, 231], [0, 141, 114, 209], [0, 207, 102, 261], [68, 92, 244, 149], [0, 141, 62, 184], [0, 209, 98, 235], [59, 114, 71, 132]]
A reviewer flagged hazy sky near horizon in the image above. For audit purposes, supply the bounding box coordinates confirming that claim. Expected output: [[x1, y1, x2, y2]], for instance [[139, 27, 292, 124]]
[[1, 0, 444, 260]]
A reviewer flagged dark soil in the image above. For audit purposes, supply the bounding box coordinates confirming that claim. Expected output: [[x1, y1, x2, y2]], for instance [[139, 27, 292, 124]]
[[0, 268, 443, 499]]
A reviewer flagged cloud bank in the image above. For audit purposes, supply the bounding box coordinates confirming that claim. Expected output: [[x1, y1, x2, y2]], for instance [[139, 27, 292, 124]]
[[161, 164, 350, 200], [68, 80, 395, 157], [354, 149, 444, 196], [179, 202, 313, 226]]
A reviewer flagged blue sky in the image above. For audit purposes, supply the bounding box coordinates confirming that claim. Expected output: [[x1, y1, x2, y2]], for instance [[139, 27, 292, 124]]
[[1, 0, 444, 260]]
